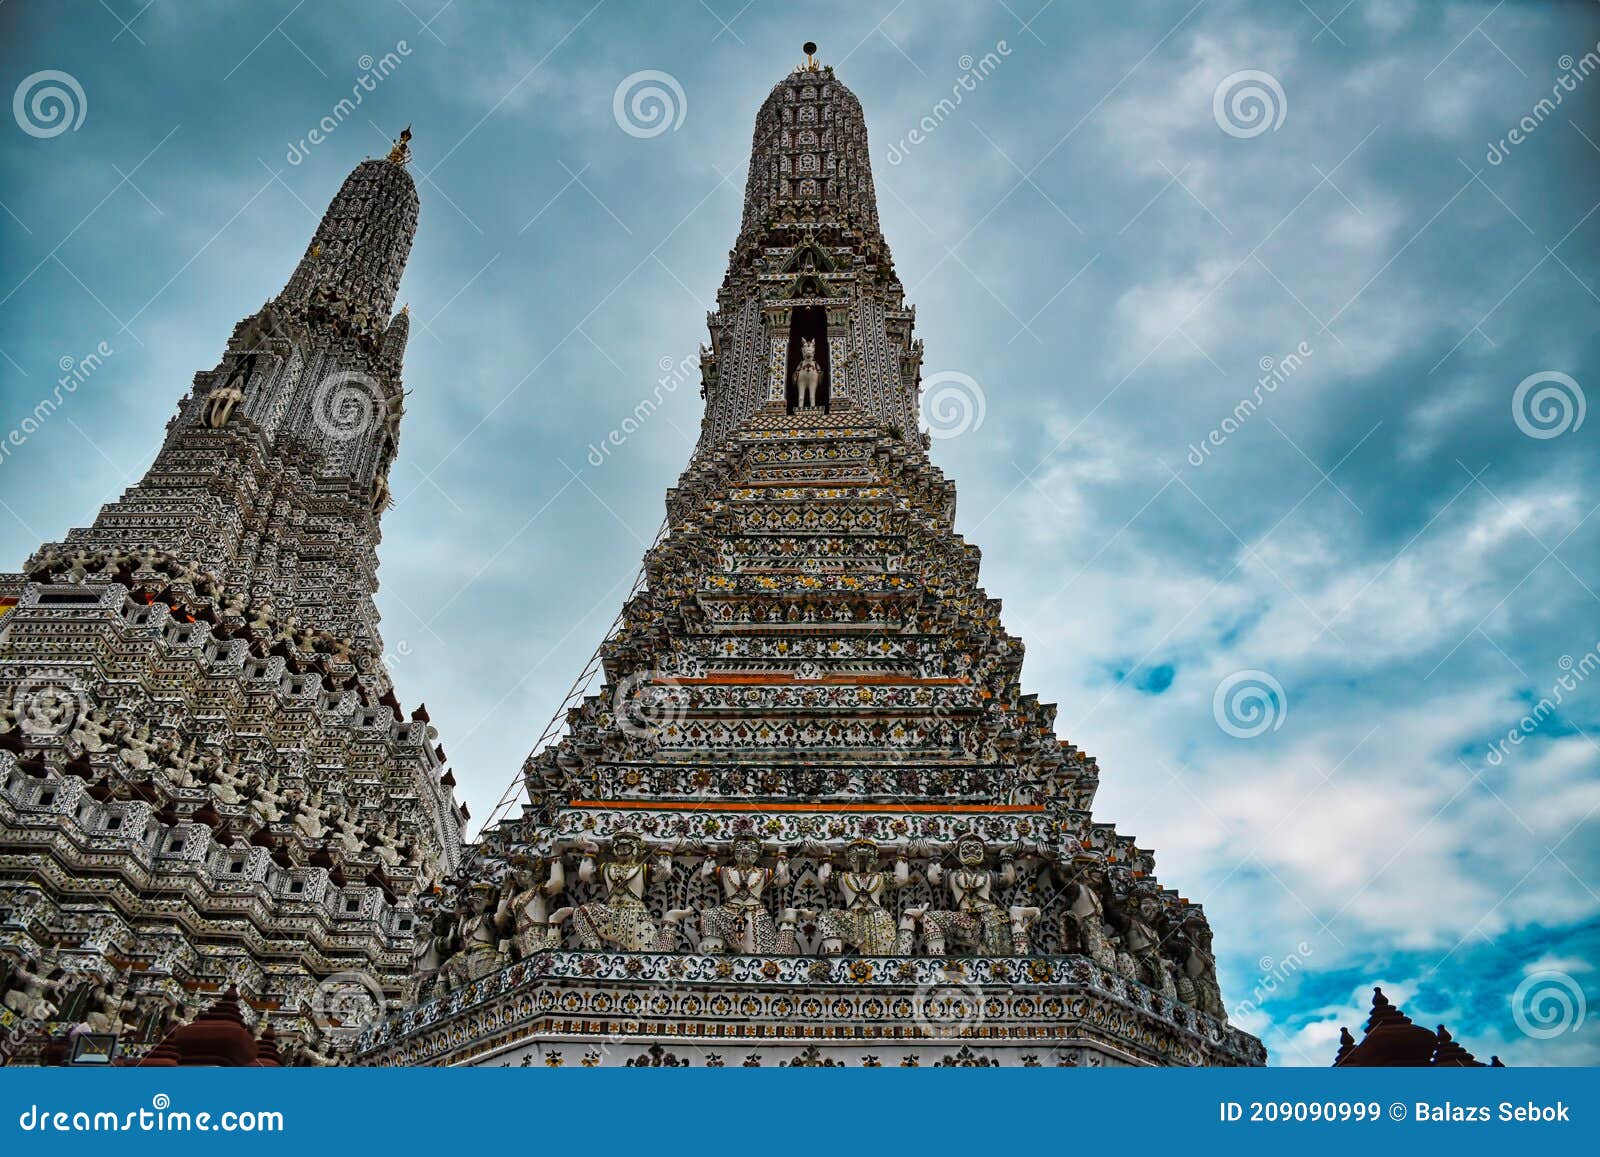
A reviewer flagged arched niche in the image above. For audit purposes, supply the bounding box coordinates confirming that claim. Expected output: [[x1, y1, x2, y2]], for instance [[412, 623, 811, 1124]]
[[784, 304, 830, 412]]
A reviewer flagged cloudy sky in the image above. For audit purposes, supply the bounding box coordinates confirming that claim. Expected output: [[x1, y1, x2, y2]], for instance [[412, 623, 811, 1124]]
[[2, 0, 1597, 1066]]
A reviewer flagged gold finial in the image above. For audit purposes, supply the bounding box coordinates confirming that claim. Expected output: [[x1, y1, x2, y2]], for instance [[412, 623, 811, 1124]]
[[400, 302, 410, 315], [386, 124, 413, 166], [801, 41, 820, 72]]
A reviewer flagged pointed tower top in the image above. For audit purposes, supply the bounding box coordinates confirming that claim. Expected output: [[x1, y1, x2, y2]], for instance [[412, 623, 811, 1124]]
[[1335, 1025, 1357, 1063], [800, 41, 820, 72], [387, 125, 413, 166], [277, 146, 420, 331], [738, 57, 882, 249], [253, 1021, 284, 1067]]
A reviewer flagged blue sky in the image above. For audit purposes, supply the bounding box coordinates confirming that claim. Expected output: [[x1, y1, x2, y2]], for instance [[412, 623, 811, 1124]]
[[2, 0, 1597, 1066]]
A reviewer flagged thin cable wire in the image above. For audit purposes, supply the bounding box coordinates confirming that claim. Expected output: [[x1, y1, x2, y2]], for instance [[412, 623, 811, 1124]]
[[452, 515, 669, 876]]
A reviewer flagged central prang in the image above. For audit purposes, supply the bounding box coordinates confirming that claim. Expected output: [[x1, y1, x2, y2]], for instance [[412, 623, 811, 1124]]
[[357, 53, 1264, 1072]]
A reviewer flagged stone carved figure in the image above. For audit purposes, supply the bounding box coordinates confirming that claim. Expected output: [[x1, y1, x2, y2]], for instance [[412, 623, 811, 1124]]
[[818, 840, 910, 956], [246, 772, 287, 825], [0, 700, 26, 753], [1060, 879, 1118, 974], [328, 807, 366, 859], [117, 723, 159, 772], [69, 707, 115, 755], [1179, 915, 1226, 1018], [439, 883, 510, 989], [134, 990, 180, 1042], [408, 905, 455, 1002], [383, 392, 405, 439], [921, 834, 1039, 956], [365, 815, 406, 869], [83, 976, 132, 1036], [161, 737, 203, 789], [84, 549, 123, 582], [793, 337, 823, 408], [501, 855, 567, 958], [1114, 937, 1139, 982], [698, 836, 790, 954], [289, 789, 330, 840], [24, 544, 63, 580], [247, 597, 276, 636], [290, 1017, 344, 1068], [202, 353, 254, 428], [205, 752, 250, 807], [65, 547, 97, 584], [3, 959, 63, 1023], [222, 587, 249, 619], [1113, 893, 1168, 991], [571, 832, 687, 952], [1155, 955, 1180, 1003]]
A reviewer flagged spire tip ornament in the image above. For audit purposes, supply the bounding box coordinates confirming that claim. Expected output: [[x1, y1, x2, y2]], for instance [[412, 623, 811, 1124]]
[[801, 41, 820, 71], [386, 124, 413, 166]]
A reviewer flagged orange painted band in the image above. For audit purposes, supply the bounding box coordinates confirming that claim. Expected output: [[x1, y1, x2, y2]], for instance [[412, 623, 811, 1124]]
[[568, 799, 1044, 814], [674, 674, 970, 686]]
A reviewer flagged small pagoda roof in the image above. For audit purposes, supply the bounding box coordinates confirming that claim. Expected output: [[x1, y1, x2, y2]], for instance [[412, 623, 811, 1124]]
[[1333, 987, 1498, 1068]]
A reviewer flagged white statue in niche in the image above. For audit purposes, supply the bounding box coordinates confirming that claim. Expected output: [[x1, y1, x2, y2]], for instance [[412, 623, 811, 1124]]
[[793, 338, 823, 408]]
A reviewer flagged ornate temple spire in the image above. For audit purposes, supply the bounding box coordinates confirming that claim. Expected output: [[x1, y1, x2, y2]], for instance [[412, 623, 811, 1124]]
[[366, 51, 1261, 1069], [736, 44, 885, 252], [23, 141, 425, 682], [1331, 987, 1502, 1067], [277, 132, 419, 334], [699, 50, 917, 446], [0, 135, 462, 1064], [381, 302, 412, 368]]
